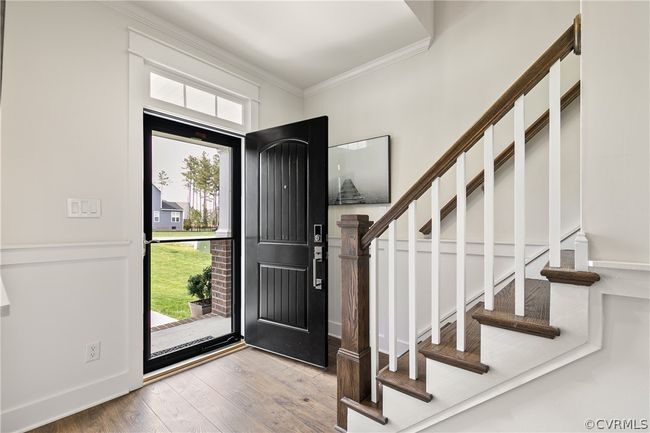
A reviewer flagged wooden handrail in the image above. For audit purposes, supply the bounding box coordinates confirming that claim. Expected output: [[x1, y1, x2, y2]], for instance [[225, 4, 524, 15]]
[[360, 16, 580, 250], [419, 81, 581, 235]]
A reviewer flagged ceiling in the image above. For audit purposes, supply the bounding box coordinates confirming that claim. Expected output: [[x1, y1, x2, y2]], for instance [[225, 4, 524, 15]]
[[134, 1, 431, 89]]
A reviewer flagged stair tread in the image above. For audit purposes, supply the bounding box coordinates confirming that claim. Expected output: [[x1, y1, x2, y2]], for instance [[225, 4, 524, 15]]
[[340, 397, 387, 425], [494, 278, 552, 321], [419, 303, 488, 374], [541, 250, 600, 286], [377, 341, 433, 402], [472, 278, 560, 338]]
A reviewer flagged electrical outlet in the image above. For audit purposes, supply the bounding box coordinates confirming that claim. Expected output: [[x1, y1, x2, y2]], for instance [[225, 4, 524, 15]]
[[85, 341, 101, 363]]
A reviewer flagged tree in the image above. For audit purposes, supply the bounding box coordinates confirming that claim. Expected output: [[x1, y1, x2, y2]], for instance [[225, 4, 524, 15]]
[[156, 170, 170, 191], [182, 151, 221, 229], [182, 156, 199, 209], [210, 153, 220, 224]]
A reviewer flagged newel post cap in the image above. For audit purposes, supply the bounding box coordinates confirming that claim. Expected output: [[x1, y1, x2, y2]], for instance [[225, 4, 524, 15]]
[[337, 214, 373, 229]]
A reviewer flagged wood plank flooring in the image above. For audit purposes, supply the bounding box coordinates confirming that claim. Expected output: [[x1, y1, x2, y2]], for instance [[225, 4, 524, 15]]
[[30, 338, 341, 433]]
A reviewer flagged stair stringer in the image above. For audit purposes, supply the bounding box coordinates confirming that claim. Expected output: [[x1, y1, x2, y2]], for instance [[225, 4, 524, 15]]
[[346, 281, 601, 433]]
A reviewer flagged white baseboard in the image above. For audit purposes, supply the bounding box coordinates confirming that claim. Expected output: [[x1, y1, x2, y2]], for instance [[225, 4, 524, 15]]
[[1, 371, 130, 433], [329, 320, 342, 339]]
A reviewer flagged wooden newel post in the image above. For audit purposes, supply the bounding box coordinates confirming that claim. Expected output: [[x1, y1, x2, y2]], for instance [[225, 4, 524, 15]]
[[336, 214, 372, 431]]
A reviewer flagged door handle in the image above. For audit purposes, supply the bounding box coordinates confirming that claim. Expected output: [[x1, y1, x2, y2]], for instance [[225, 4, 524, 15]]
[[313, 245, 323, 290], [142, 236, 160, 258]]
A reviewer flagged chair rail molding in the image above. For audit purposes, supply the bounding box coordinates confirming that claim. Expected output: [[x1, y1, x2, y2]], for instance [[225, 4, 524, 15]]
[[588, 261, 650, 272], [0, 241, 131, 266]]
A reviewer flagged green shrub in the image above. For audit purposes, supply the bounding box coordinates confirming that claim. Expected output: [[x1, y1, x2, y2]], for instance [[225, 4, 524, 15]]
[[187, 266, 212, 300]]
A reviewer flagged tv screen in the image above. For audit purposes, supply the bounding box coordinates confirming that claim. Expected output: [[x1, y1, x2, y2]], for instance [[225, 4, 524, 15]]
[[329, 135, 390, 205]]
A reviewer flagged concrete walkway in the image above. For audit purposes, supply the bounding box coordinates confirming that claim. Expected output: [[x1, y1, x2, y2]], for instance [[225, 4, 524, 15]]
[[151, 315, 232, 355], [150, 310, 177, 327]]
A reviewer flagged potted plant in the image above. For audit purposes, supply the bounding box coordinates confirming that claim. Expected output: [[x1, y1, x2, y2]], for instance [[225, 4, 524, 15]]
[[187, 266, 212, 318]]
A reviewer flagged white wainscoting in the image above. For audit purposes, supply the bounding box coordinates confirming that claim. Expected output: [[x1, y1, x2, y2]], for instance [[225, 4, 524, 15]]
[[327, 230, 578, 355], [0, 242, 131, 433]]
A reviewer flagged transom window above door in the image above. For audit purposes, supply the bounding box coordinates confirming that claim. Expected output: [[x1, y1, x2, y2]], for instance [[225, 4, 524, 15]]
[[148, 70, 245, 127]]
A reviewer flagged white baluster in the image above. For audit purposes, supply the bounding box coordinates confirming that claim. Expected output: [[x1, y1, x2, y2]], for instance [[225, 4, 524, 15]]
[[484, 126, 495, 311], [549, 60, 562, 268], [369, 239, 379, 402], [431, 178, 441, 345], [456, 153, 466, 352], [514, 95, 526, 316], [388, 220, 397, 371], [408, 201, 418, 379]]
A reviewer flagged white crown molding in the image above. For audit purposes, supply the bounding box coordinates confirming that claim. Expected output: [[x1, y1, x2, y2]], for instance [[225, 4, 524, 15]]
[[304, 36, 431, 97], [102, 2, 434, 100], [100, 1, 304, 98]]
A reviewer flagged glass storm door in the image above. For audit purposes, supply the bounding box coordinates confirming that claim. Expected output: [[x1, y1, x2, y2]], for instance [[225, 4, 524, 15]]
[[143, 113, 241, 373]]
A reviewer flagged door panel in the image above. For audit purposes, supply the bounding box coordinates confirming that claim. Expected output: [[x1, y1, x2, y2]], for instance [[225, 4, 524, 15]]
[[259, 265, 308, 329], [259, 141, 308, 243], [245, 116, 328, 367]]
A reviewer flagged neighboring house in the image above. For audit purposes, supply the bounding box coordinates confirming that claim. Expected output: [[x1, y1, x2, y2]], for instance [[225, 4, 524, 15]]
[[152, 185, 186, 231]]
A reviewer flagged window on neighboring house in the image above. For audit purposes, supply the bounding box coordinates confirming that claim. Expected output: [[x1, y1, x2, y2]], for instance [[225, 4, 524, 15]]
[[148, 71, 244, 126], [153, 211, 160, 223], [171, 212, 181, 223]]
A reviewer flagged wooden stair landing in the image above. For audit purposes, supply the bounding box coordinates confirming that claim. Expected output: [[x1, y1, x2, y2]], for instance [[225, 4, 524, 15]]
[[541, 249, 600, 286], [472, 278, 560, 339], [377, 341, 433, 402], [419, 304, 489, 374]]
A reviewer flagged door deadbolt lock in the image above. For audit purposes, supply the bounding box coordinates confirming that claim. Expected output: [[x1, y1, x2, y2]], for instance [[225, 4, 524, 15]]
[[313, 224, 323, 243]]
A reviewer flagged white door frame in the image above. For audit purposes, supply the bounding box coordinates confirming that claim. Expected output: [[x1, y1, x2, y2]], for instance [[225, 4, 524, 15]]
[[127, 28, 259, 389]]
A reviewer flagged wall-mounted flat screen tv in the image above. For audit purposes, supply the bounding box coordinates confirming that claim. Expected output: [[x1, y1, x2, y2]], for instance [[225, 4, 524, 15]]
[[329, 135, 390, 205]]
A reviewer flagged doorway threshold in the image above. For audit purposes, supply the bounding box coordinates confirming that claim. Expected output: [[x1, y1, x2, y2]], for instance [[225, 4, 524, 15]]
[[144, 340, 246, 385]]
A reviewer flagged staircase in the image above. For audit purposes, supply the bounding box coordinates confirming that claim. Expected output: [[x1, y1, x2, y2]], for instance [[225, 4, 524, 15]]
[[335, 15, 603, 432]]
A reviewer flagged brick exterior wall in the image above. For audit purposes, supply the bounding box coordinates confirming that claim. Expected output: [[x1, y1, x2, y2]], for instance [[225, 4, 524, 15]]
[[210, 239, 232, 318]]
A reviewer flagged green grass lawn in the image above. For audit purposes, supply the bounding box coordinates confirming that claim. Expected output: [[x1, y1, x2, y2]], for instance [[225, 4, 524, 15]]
[[150, 242, 211, 320]]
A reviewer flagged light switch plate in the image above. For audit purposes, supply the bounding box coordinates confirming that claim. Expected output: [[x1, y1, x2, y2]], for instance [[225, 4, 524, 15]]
[[67, 199, 101, 218]]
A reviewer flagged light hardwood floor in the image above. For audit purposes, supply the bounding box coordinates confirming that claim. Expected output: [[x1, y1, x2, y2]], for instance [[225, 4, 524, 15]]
[[31, 338, 340, 433]]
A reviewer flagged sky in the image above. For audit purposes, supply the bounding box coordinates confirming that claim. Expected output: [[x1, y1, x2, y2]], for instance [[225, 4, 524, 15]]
[[152, 135, 229, 204]]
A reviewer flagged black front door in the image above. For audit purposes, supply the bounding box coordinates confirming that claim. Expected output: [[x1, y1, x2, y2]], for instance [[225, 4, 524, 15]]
[[245, 117, 328, 367]]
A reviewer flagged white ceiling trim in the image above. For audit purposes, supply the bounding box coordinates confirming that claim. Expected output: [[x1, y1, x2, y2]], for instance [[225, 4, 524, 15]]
[[101, 1, 304, 97], [304, 36, 431, 97]]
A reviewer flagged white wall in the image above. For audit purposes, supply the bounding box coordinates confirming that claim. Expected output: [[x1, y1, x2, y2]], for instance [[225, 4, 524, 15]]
[[425, 294, 649, 432], [0, 2, 303, 432], [306, 1, 582, 245], [581, 0, 650, 265]]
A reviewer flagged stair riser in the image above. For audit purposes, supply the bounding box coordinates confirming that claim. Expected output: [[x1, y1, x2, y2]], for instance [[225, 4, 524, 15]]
[[550, 282, 590, 332]]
